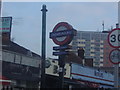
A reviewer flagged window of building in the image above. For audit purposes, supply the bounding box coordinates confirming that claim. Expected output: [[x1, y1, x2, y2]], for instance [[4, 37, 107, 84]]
[[3, 51, 14, 62], [85, 52, 90, 56], [100, 57, 103, 59], [94, 62, 99, 65], [91, 52, 95, 54], [101, 34, 107, 40], [21, 56, 39, 67], [82, 33, 90, 40], [15, 54, 21, 64], [94, 47, 100, 51]]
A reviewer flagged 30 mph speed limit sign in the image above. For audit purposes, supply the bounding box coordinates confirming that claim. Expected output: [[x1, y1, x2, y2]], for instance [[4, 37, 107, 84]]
[[108, 28, 120, 48]]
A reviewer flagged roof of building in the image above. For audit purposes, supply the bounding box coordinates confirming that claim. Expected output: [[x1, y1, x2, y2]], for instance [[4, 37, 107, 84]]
[[2, 41, 41, 59], [65, 51, 83, 65]]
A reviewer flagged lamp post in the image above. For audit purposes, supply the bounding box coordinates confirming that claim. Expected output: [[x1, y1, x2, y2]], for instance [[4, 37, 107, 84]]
[[41, 4, 47, 88]]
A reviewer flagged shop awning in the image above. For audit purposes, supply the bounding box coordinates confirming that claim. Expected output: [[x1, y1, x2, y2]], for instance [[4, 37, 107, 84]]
[[0, 75, 12, 85]]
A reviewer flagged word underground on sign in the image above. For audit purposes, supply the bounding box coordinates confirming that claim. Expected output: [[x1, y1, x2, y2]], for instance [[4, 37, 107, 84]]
[[50, 30, 75, 38]]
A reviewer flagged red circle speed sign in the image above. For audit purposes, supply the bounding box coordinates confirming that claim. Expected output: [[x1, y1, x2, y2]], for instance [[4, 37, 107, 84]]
[[108, 28, 120, 48], [109, 49, 120, 64]]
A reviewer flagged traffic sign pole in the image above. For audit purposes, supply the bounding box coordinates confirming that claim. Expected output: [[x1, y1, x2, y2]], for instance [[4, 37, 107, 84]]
[[114, 64, 119, 89], [50, 22, 76, 89], [108, 27, 120, 89], [58, 52, 65, 89]]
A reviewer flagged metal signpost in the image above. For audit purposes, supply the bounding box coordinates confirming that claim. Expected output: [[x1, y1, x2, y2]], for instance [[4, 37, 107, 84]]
[[50, 22, 76, 89], [41, 5, 47, 88], [108, 28, 120, 89]]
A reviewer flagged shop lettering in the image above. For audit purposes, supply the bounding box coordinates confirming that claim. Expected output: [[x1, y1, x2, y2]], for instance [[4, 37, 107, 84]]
[[94, 71, 103, 78]]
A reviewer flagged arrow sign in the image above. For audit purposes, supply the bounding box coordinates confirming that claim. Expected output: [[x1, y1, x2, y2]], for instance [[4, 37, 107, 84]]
[[53, 51, 69, 56]]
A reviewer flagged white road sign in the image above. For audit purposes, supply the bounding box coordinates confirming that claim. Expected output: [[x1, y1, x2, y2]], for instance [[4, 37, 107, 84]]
[[108, 28, 120, 48], [109, 49, 120, 64]]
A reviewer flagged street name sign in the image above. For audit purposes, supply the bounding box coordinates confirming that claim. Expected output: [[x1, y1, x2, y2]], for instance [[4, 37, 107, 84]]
[[53, 51, 69, 56], [53, 45, 72, 50]]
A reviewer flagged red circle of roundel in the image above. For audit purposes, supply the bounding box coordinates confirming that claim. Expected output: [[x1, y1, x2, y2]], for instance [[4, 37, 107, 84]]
[[107, 28, 120, 48], [52, 22, 73, 45], [109, 49, 120, 64]]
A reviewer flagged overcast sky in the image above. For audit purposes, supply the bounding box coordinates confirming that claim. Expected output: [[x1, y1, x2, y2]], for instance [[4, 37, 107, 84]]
[[2, 2, 118, 58]]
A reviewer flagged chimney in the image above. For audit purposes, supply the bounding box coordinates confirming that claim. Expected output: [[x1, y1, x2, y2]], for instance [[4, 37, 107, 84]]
[[84, 58, 93, 67], [78, 47, 84, 59], [116, 23, 119, 28]]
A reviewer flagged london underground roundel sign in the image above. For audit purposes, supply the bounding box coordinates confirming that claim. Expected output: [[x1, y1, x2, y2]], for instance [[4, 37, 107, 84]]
[[50, 22, 76, 45], [108, 28, 120, 48]]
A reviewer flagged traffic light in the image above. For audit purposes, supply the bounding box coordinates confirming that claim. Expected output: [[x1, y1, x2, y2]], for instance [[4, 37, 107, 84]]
[[78, 47, 85, 59]]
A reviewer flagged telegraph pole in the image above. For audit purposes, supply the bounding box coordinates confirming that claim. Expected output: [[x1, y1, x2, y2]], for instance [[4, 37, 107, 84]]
[[108, 23, 120, 90], [41, 4, 47, 89]]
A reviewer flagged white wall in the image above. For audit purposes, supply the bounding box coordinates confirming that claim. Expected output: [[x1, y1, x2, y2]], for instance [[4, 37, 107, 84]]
[[71, 63, 114, 85]]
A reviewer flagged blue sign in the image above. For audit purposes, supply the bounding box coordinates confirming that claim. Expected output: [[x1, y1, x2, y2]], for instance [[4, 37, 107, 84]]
[[53, 45, 72, 50], [49, 22, 77, 45], [50, 30, 76, 38], [53, 51, 69, 56]]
